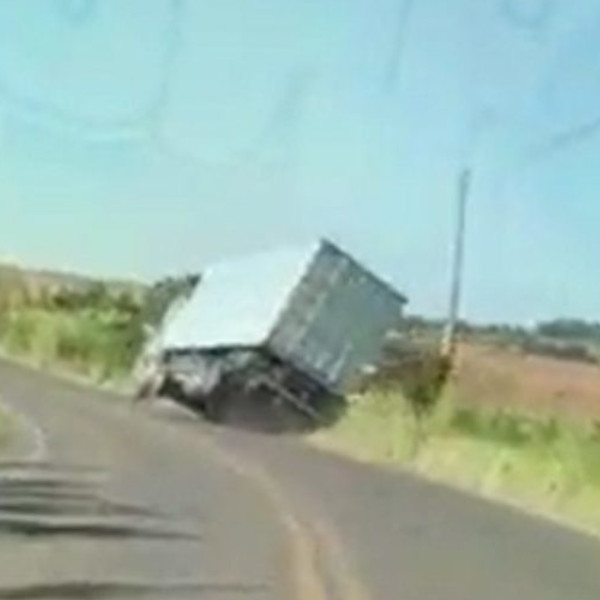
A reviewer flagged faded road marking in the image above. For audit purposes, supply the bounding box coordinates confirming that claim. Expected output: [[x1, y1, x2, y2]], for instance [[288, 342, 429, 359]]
[[195, 437, 373, 600]]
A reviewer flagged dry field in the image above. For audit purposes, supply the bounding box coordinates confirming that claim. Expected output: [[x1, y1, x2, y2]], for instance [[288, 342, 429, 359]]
[[452, 342, 600, 420]]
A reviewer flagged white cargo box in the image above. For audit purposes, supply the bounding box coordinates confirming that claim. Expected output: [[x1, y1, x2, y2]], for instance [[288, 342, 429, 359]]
[[159, 240, 406, 392]]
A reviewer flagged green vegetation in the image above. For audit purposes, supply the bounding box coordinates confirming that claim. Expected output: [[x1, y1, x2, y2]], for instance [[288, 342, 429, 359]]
[[0, 270, 199, 384], [362, 336, 450, 454], [0, 302, 144, 383], [315, 331, 600, 534], [315, 382, 600, 535]]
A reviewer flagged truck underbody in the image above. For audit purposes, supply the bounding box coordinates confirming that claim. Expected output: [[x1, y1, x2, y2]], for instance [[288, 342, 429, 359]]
[[135, 347, 336, 430]]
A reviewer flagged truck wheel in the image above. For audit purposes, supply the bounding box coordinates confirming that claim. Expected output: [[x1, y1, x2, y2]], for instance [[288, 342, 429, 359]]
[[203, 394, 222, 422], [133, 372, 167, 404], [133, 378, 153, 403]]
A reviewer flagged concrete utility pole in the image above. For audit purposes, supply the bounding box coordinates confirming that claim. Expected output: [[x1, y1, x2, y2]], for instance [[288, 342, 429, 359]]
[[442, 167, 471, 361]]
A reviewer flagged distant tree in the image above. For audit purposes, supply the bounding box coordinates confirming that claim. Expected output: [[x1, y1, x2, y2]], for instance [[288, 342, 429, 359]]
[[403, 315, 444, 335], [82, 282, 111, 310], [50, 288, 82, 311], [113, 291, 141, 316], [536, 319, 600, 342], [140, 274, 200, 328]]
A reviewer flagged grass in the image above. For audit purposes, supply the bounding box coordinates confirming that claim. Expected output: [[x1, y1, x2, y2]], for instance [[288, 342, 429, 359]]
[[313, 389, 600, 535], [0, 308, 143, 385]]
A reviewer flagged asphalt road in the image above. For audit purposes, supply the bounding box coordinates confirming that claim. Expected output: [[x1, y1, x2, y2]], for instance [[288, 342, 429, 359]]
[[2, 359, 600, 600]]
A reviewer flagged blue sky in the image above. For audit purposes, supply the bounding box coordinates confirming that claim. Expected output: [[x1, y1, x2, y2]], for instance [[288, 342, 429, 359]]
[[1, 0, 600, 323]]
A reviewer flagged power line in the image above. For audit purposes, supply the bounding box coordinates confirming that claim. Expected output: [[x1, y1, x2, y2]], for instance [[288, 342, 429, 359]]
[[530, 115, 600, 163], [499, 0, 556, 31], [1, 0, 311, 180], [0, 0, 183, 142], [145, 0, 184, 135], [384, 0, 417, 92], [55, 0, 98, 25], [236, 67, 312, 168]]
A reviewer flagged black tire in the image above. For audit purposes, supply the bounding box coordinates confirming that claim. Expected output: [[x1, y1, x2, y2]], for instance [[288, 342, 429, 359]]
[[133, 377, 157, 403], [202, 392, 223, 422]]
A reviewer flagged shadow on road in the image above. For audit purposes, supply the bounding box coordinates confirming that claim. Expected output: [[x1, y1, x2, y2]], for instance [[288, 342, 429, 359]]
[[159, 390, 348, 436], [0, 462, 267, 599], [0, 461, 103, 473], [0, 498, 157, 518], [0, 580, 266, 599], [0, 464, 198, 541], [0, 517, 199, 540]]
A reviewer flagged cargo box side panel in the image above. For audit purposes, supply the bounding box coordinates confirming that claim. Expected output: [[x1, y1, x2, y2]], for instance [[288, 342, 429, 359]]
[[160, 245, 316, 351], [268, 243, 405, 391]]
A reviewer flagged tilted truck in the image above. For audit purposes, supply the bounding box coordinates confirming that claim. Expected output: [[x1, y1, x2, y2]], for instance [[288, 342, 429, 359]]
[[134, 240, 407, 422]]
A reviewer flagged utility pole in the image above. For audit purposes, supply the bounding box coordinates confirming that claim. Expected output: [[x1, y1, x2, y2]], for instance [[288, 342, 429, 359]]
[[441, 167, 471, 361]]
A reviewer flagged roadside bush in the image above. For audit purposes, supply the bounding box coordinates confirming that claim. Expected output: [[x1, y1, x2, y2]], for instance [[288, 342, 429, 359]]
[[319, 346, 600, 534], [361, 339, 451, 454], [449, 407, 482, 437], [52, 313, 144, 380], [55, 319, 97, 365], [449, 409, 564, 448], [2, 312, 36, 353], [0, 305, 145, 382], [399, 351, 451, 422]]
